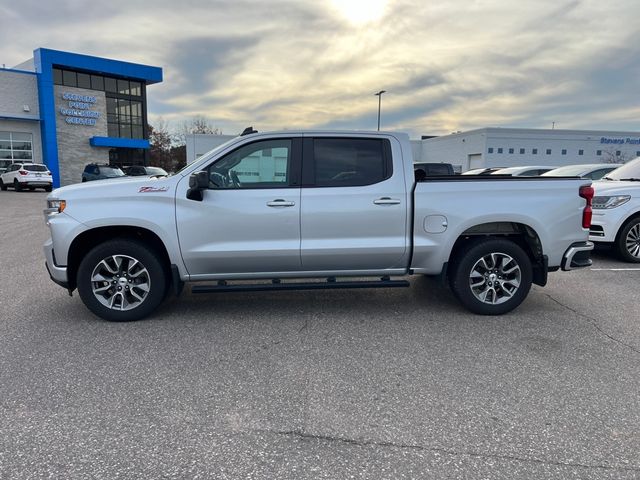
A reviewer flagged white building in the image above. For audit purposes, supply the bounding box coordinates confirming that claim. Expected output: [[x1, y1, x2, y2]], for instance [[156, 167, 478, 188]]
[[185, 133, 236, 164], [420, 127, 640, 172]]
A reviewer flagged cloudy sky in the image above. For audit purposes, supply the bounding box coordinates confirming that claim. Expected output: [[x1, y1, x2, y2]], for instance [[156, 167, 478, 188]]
[[2, 0, 639, 137]]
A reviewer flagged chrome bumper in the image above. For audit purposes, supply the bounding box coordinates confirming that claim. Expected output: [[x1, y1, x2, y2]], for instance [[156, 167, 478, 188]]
[[561, 241, 594, 271]]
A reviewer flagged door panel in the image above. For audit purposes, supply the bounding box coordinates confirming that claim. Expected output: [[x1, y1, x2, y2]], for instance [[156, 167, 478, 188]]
[[175, 136, 302, 276], [300, 136, 409, 271], [176, 188, 301, 275]]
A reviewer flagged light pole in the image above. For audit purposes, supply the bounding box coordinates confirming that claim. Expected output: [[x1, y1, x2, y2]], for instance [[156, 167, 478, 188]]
[[375, 90, 386, 131]]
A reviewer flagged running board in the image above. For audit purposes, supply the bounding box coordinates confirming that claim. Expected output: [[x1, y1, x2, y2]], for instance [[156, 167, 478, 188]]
[[191, 277, 410, 294]]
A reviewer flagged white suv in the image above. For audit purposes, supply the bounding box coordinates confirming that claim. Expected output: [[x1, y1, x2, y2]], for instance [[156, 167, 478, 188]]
[[0, 163, 53, 192], [590, 157, 640, 262]]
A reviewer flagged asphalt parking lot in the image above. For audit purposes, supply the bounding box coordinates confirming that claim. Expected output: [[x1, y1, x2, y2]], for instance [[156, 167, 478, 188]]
[[1, 190, 639, 479]]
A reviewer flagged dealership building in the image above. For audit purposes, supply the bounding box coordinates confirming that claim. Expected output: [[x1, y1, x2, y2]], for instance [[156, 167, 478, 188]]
[[417, 127, 640, 172], [0, 48, 162, 187]]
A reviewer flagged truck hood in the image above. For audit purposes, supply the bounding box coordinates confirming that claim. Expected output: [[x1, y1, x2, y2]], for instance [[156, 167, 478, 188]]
[[592, 179, 640, 196], [48, 175, 178, 200]]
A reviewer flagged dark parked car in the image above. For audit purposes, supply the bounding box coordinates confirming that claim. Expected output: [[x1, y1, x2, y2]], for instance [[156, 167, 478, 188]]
[[124, 165, 168, 177], [81, 164, 126, 182], [414, 162, 455, 180]]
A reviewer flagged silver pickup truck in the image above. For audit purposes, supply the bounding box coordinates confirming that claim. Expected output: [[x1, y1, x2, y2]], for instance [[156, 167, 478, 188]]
[[43, 130, 594, 321]]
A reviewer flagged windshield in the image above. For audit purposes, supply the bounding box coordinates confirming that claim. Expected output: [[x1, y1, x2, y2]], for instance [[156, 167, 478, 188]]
[[542, 165, 590, 176], [145, 167, 168, 176], [103, 167, 125, 177], [604, 157, 640, 180]]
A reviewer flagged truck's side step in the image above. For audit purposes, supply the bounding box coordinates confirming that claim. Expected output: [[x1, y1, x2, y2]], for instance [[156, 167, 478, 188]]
[[191, 277, 410, 294]]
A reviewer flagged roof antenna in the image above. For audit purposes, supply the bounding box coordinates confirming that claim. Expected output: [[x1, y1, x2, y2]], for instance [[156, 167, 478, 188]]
[[240, 126, 257, 136]]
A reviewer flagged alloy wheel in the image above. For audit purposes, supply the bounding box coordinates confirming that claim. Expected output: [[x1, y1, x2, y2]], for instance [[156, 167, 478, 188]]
[[469, 252, 522, 305], [90, 254, 151, 311]]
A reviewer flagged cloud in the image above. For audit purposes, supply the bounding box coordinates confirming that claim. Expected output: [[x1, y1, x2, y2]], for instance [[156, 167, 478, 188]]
[[2, 0, 640, 137]]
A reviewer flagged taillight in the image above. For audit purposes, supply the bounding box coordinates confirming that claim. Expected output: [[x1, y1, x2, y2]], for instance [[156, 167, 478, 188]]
[[579, 185, 594, 229], [18, 170, 28, 176]]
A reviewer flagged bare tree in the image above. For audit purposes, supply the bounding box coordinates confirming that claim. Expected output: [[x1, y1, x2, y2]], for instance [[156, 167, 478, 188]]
[[175, 116, 223, 144], [599, 147, 631, 164], [148, 118, 175, 171]]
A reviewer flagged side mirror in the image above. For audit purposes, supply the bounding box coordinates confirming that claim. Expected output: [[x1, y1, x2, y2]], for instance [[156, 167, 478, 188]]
[[189, 170, 209, 189], [187, 170, 209, 201]]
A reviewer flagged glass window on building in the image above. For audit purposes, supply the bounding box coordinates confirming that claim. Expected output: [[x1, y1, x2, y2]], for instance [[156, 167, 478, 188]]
[[53, 68, 63, 85], [130, 81, 142, 97], [0, 132, 33, 160], [497, 148, 503, 154], [62, 70, 77, 87], [546, 149, 551, 155], [597, 150, 602, 156], [91, 75, 105, 91], [519, 148, 525, 154], [616, 151, 621, 156], [104, 77, 117, 93], [562, 149, 567, 155], [532, 148, 538, 155], [508, 148, 514, 154], [488, 147, 494, 153], [578, 149, 584, 155], [636, 151, 640, 157], [77, 72, 91, 89], [117, 79, 130, 95]]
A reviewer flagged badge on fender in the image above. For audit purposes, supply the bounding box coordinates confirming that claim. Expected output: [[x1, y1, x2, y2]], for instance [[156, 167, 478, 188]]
[[138, 186, 169, 193]]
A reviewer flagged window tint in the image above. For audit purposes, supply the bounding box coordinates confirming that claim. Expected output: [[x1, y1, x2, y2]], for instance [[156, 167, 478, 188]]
[[24, 164, 48, 172], [313, 138, 390, 187], [208, 139, 291, 189]]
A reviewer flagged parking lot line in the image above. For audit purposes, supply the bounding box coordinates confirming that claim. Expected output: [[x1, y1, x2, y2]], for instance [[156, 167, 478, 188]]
[[591, 268, 640, 271]]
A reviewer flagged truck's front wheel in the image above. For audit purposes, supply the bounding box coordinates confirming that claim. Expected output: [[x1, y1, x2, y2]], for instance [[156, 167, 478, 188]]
[[449, 238, 532, 315], [77, 239, 167, 321]]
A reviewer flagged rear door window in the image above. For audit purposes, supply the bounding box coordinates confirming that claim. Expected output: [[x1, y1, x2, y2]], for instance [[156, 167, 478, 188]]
[[310, 138, 391, 187]]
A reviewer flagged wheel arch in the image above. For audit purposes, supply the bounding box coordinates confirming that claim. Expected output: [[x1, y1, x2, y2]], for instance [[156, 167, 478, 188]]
[[447, 221, 547, 286], [67, 226, 172, 291]]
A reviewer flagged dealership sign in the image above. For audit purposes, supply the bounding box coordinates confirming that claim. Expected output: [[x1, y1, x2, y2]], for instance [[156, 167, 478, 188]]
[[59, 92, 101, 126], [601, 137, 640, 145]]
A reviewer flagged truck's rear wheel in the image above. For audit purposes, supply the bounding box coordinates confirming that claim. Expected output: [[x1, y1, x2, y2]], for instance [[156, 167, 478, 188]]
[[77, 239, 167, 321], [615, 216, 640, 263], [449, 238, 532, 315]]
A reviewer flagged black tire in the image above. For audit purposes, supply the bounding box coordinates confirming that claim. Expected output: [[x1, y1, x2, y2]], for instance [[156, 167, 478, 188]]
[[13, 179, 22, 192], [0, 180, 6, 191], [615, 216, 640, 263], [76, 239, 168, 321], [449, 237, 533, 315], [44, 186, 52, 192]]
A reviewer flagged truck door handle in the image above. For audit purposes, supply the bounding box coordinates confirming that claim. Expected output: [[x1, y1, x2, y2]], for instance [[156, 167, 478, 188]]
[[373, 197, 401, 205], [266, 199, 296, 207]]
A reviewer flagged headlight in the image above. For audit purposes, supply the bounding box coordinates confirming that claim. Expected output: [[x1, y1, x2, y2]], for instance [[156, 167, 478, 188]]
[[45, 199, 66, 215], [592, 195, 631, 209]]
